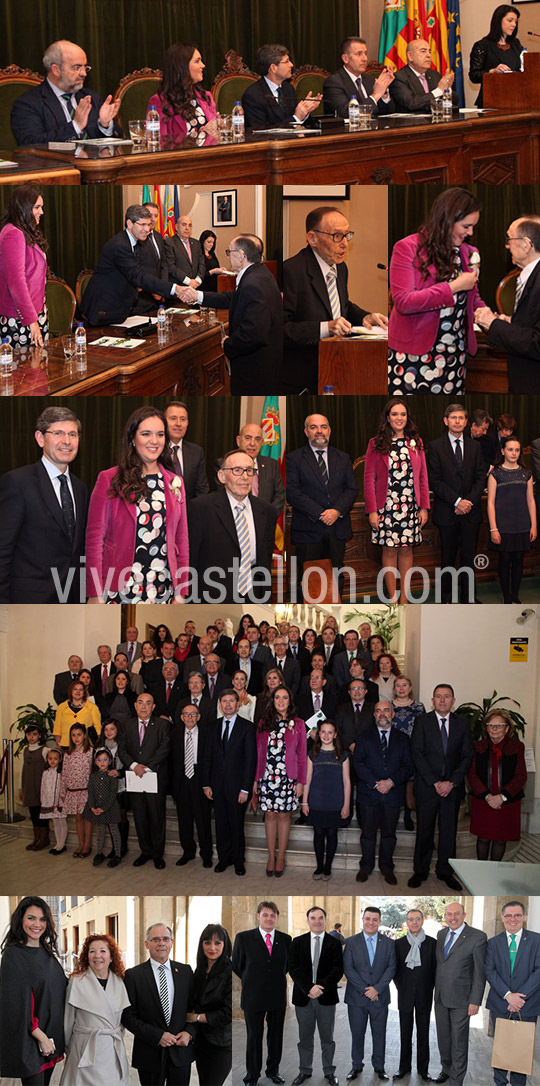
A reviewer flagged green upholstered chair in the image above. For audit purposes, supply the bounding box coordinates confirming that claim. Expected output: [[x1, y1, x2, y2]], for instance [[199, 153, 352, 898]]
[[45, 272, 76, 336], [0, 65, 44, 148], [75, 270, 93, 309], [291, 66, 329, 116], [496, 267, 519, 316], [211, 50, 257, 116], [114, 68, 162, 132]]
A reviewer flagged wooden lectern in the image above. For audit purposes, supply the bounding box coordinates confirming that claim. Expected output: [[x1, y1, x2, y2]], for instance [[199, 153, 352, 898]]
[[483, 51, 540, 111], [318, 336, 388, 394]]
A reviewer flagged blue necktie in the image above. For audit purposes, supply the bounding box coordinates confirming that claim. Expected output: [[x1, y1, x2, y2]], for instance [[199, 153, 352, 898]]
[[367, 936, 375, 965], [444, 931, 456, 960]]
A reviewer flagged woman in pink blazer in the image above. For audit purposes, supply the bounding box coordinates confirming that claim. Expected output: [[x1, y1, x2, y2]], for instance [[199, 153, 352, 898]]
[[365, 398, 430, 603], [0, 185, 48, 348], [254, 686, 307, 877], [148, 42, 217, 141], [86, 407, 189, 603], [388, 187, 486, 394]]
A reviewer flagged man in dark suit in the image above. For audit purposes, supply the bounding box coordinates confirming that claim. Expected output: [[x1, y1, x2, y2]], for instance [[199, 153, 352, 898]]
[[11, 39, 121, 145], [390, 38, 458, 113], [175, 672, 215, 727], [409, 685, 474, 892], [0, 406, 87, 604], [122, 921, 195, 1086], [246, 624, 273, 667], [335, 680, 376, 748], [475, 216, 540, 393], [296, 668, 339, 725], [233, 422, 285, 515], [188, 448, 278, 603], [232, 639, 265, 694], [147, 660, 184, 721], [434, 902, 487, 1086], [90, 643, 117, 709], [164, 213, 206, 288], [81, 204, 185, 325], [180, 235, 283, 395], [393, 907, 437, 1082], [213, 618, 233, 662], [332, 630, 373, 689], [116, 625, 142, 668], [142, 640, 177, 687], [117, 691, 171, 870], [288, 905, 343, 1086], [344, 906, 396, 1081], [287, 626, 313, 675], [486, 899, 540, 1086], [354, 704, 412, 885], [131, 200, 169, 314], [53, 654, 83, 705], [170, 703, 213, 868], [283, 206, 388, 392], [287, 415, 359, 599], [202, 655, 230, 705], [323, 36, 395, 117], [241, 43, 321, 128], [427, 404, 487, 604], [232, 900, 292, 1085], [163, 400, 209, 500], [263, 636, 301, 695], [182, 635, 224, 683], [202, 689, 256, 875]]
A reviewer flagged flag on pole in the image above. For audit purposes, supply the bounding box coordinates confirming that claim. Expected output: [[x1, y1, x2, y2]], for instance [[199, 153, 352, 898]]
[[378, 1, 427, 70], [447, 0, 465, 106], [260, 396, 285, 554], [173, 186, 180, 225], [163, 186, 175, 237], [426, 1, 450, 74], [142, 184, 152, 204], [152, 185, 163, 234]]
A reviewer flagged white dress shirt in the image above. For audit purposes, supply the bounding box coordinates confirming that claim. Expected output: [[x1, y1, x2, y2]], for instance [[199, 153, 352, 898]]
[[41, 455, 77, 514], [225, 489, 256, 565]]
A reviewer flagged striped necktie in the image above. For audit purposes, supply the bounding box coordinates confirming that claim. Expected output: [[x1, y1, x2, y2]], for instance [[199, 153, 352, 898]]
[[326, 267, 341, 320], [312, 935, 321, 982], [444, 931, 456, 959], [514, 276, 525, 312], [61, 92, 75, 119], [235, 503, 252, 595], [158, 964, 170, 1024], [185, 729, 195, 779], [316, 450, 329, 487]]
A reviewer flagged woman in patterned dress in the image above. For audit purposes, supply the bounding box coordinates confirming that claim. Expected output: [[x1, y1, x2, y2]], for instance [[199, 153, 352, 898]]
[[392, 676, 426, 830], [85, 407, 189, 604], [364, 398, 430, 603], [254, 686, 307, 877], [147, 43, 217, 142], [388, 188, 485, 394], [0, 185, 49, 348], [62, 724, 93, 858]]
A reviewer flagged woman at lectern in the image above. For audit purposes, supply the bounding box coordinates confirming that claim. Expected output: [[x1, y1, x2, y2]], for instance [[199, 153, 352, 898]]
[[469, 5, 524, 108]]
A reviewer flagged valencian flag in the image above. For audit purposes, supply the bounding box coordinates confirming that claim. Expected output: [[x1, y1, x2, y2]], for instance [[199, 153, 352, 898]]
[[447, 0, 465, 107], [163, 186, 175, 236], [378, 1, 428, 69], [260, 396, 285, 554]]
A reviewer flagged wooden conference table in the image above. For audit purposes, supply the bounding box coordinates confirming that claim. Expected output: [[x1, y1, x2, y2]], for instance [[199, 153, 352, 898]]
[[2, 311, 230, 397], [6, 108, 540, 185]]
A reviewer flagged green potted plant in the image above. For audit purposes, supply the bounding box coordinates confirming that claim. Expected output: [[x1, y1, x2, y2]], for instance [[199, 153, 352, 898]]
[[455, 690, 527, 741], [10, 703, 56, 757], [343, 603, 401, 649]]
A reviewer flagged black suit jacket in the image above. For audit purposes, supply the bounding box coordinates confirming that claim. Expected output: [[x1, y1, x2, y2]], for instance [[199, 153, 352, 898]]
[[283, 245, 369, 392], [334, 700, 375, 749], [53, 670, 81, 706], [323, 68, 394, 118], [188, 489, 277, 602], [201, 263, 283, 395], [242, 78, 299, 128], [289, 931, 344, 1006], [133, 230, 168, 311], [332, 649, 373, 688], [174, 695, 216, 728], [90, 661, 117, 703], [122, 959, 195, 1072], [214, 454, 285, 516], [0, 461, 87, 603], [173, 440, 209, 501], [11, 80, 123, 145], [147, 676, 185, 720], [411, 711, 474, 798], [427, 434, 487, 526], [487, 261, 540, 393], [262, 655, 301, 696], [183, 655, 225, 683], [390, 66, 459, 113], [169, 719, 211, 798], [202, 713, 256, 797], [117, 714, 171, 788], [81, 230, 177, 326], [287, 444, 358, 543], [232, 927, 292, 1011], [164, 234, 206, 284], [287, 643, 312, 676], [230, 656, 264, 694], [394, 934, 436, 1011], [295, 688, 339, 723]]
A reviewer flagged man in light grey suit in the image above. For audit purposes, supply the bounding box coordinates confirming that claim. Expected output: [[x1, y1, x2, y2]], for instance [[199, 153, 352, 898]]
[[434, 902, 487, 1086], [164, 214, 206, 288], [116, 625, 142, 667]]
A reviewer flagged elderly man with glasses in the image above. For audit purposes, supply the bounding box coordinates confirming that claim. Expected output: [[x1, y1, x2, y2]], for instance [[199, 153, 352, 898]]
[[282, 205, 388, 392], [11, 39, 122, 145]]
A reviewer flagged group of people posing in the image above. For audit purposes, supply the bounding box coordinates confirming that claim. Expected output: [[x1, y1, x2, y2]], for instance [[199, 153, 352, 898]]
[[0, 896, 231, 1086]]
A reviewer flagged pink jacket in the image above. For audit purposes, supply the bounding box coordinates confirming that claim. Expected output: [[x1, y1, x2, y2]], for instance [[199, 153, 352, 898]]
[[0, 224, 46, 324], [256, 719, 307, 785], [364, 436, 430, 513], [147, 89, 217, 141], [388, 233, 485, 354], [85, 465, 189, 599]]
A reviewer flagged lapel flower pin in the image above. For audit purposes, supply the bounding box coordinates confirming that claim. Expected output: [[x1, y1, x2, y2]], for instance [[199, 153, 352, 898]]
[[170, 476, 183, 502]]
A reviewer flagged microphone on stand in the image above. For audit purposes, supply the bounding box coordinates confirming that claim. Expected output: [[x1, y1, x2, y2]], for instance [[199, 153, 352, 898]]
[[377, 262, 388, 270], [527, 31, 540, 38]]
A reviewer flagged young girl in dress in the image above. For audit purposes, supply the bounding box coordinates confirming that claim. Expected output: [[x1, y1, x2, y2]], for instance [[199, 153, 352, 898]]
[[487, 438, 537, 603], [40, 747, 68, 855], [83, 747, 122, 869], [302, 720, 350, 881], [102, 720, 130, 858], [18, 723, 49, 851], [62, 723, 93, 858]]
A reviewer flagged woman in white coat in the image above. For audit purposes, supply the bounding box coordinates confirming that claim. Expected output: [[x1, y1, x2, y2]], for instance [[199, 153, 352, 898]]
[[60, 934, 130, 1085]]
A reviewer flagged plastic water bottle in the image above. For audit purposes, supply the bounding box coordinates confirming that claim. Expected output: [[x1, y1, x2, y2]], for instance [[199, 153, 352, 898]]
[[75, 322, 87, 355], [146, 105, 160, 148], [348, 96, 360, 130], [442, 88, 453, 119], [0, 338, 13, 371], [231, 101, 245, 140], [157, 305, 167, 329], [323, 385, 334, 395]]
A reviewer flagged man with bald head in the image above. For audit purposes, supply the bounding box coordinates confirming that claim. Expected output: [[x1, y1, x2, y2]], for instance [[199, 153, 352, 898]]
[[390, 38, 458, 114], [434, 902, 487, 1086], [475, 216, 540, 392], [283, 206, 388, 392], [235, 423, 285, 514], [353, 702, 412, 886], [287, 414, 358, 600], [164, 214, 206, 288], [11, 39, 121, 144]]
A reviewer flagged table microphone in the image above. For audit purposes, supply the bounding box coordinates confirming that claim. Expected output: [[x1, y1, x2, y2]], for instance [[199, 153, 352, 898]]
[[527, 31, 540, 37], [377, 262, 388, 270]]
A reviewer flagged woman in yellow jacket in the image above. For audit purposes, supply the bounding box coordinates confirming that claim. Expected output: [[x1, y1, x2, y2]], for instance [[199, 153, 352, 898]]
[[53, 679, 102, 748]]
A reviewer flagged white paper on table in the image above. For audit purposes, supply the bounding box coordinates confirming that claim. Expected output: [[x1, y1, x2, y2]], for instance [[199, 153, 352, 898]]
[[126, 769, 158, 793], [73, 138, 134, 145], [350, 326, 388, 338], [114, 315, 157, 328], [164, 307, 199, 314], [252, 127, 320, 136], [48, 141, 77, 150], [92, 336, 143, 349], [0, 160, 17, 168], [389, 112, 432, 118]]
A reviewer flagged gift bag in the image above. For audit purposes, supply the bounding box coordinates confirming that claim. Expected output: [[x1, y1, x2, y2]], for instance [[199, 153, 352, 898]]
[[491, 1014, 536, 1075]]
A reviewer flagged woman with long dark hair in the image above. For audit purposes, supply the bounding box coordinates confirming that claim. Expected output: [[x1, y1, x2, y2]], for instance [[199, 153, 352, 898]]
[[86, 407, 189, 603], [0, 185, 48, 347], [469, 6, 524, 108], [199, 229, 228, 292], [0, 896, 67, 1085], [60, 933, 130, 1085], [147, 43, 217, 140], [104, 670, 138, 726], [388, 187, 486, 394], [364, 398, 429, 602], [254, 685, 307, 877], [186, 924, 232, 1086]]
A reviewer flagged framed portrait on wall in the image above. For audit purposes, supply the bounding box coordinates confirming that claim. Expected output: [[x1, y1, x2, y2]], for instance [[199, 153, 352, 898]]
[[212, 190, 237, 227]]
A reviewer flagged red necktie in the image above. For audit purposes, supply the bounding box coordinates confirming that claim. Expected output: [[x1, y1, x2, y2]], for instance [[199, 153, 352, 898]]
[[166, 683, 171, 704], [265, 933, 272, 955], [102, 665, 108, 695]]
